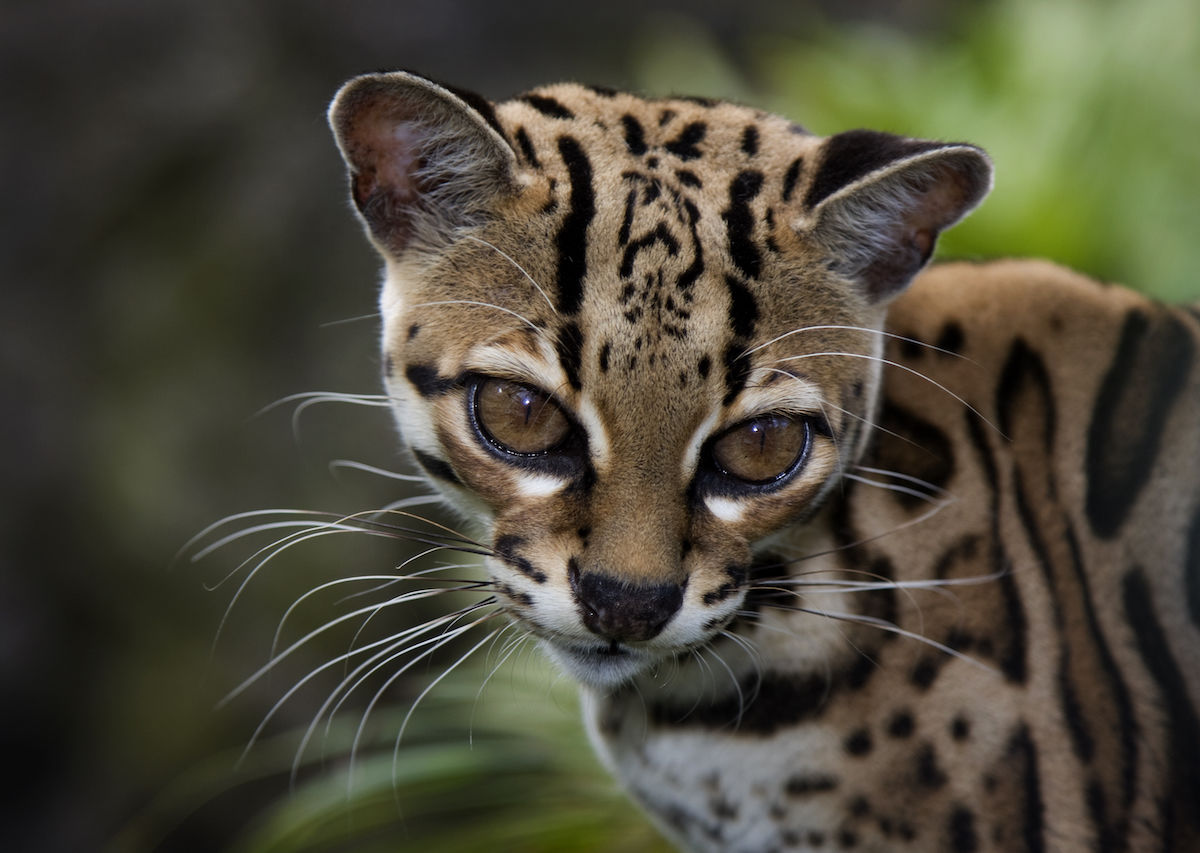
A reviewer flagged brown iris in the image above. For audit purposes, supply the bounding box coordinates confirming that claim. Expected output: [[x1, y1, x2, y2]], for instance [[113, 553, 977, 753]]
[[711, 414, 808, 484], [474, 378, 570, 455]]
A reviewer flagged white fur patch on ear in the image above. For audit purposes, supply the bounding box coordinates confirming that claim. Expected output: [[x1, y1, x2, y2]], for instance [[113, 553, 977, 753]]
[[802, 131, 992, 303], [328, 72, 519, 255]]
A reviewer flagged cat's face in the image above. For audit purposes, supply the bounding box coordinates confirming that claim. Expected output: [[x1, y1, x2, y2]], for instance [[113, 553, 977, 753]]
[[329, 73, 990, 687]]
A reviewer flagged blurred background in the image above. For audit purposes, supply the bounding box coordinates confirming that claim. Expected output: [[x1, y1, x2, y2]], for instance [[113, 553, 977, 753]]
[[3, 0, 1197, 850]]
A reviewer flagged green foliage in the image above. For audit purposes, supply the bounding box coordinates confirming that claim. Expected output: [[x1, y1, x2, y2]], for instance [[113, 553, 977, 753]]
[[635, 0, 1200, 300], [221, 671, 670, 853], [119, 4, 1197, 851]]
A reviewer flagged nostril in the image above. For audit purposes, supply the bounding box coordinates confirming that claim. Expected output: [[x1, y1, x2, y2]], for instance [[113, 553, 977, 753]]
[[568, 562, 684, 643]]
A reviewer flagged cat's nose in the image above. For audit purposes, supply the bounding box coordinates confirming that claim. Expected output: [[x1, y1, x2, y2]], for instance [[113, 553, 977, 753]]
[[569, 564, 684, 643]]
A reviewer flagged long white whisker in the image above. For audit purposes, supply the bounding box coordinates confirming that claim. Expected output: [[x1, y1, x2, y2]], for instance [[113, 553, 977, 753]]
[[781, 495, 956, 565], [385, 622, 503, 788], [412, 300, 542, 333], [843, 472, 941, 504], [328, 460, 428, 483], [742, 324, 976, 364], [793, 605, 998, 675], [773, 351, 1002, 437], [853, 464, 949, 495], [463, 235, 558, 316], [239, 603, 483, 768], [318, 312, 382, 328]]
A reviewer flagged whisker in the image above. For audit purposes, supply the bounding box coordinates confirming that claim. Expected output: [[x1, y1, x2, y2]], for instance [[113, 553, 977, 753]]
[[412, 299, 542, 333], [386, 622, 505, 788], [772, 351, 1003, 438], [852, 464, 949, 496], [469, 625, 530, 747], [463, 235, 558, 316], [242, 601, 491, 770], [742, 324, 977, 365], [326, 598, 499, 741], [340, 608, 500, 788], [774, 603, 998, 675], [271, 561, 488, 656], [327, 459, 427, 483], [318, 312, 383, 328], [843, 472, 941, 505]]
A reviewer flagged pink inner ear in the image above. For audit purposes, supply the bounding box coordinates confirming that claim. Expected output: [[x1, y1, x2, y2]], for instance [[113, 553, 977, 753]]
[[351, 110, 426, 209]]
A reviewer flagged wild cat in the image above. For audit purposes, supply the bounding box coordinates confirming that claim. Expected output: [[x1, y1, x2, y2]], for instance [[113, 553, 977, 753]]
[[197, 71, 1200, 852]]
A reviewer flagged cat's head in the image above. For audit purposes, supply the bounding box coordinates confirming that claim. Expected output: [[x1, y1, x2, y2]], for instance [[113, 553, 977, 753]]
[[328, 71, 990, 688]]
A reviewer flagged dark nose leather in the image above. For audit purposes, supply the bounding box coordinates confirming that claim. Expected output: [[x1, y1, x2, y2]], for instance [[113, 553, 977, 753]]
[[569, 565, 683, 643]]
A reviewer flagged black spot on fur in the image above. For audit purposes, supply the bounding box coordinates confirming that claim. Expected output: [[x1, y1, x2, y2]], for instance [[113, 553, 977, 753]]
[[556, 322, 584, 391], [493, 534, 547, 584], [555, 136, 595, 315], [785, 774, 838, 796], [702, 564, 746, 605], [782, 157, 804, 203], [650, 668, 872, 735], [844, 729, 872, 756], [405, 363, 455, 398], [996, 338, 1054, 449], [1086, 309, 1194, 537], [935, 321, 965, 355], [724, 170, 765, 279], [915, 743, 947, 788], [514, 127, 540, 168], [698, 355, 712, 379], [804, 129, 942, 209], [910, 656, 941, 690], [740, 124, 759, 155], [519, 93, 574, 119], [621, 114, 647, 156], [948, 805, 979, 852], [411, 448, 460, 485], [664, 121, 707, 160], [405, 323, 421, 341], [951, 715, 971, 741], [725, 275, 758, 339], [888, 710, 914, 738], [722, 342, 752, 405], [620, 223, 681, 278], [675, 169, 702, 188], [598, 341, 611, 373], [497, 582, 534, 607]]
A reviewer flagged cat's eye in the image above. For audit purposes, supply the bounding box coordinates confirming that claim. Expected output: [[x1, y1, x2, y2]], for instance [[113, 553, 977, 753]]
[[711, 414, 809, 485], [473, 378, 571, 455]]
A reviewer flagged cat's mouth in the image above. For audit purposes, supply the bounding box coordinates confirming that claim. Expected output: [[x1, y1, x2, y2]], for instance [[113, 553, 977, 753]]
[[542, 638, 658, 689]]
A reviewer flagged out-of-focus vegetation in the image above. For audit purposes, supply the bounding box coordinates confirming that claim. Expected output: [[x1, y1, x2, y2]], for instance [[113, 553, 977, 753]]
[[3, 0, 1195, 852], [635, 0, 1200, 299]]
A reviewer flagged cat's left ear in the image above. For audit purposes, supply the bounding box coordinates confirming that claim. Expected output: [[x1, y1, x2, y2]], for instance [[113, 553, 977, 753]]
[[328, 71, 520, 256], [799, 130, 992, 303]]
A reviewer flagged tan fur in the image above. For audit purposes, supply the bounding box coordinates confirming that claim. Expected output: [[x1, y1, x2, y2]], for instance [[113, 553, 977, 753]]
[[328, 73, 1200, 852]]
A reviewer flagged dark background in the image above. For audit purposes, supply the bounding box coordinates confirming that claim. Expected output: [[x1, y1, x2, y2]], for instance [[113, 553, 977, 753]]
[[3, 1, 1196, 851]]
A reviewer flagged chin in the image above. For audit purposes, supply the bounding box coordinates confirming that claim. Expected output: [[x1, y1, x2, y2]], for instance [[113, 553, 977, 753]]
[[542, 639, 659, 690]]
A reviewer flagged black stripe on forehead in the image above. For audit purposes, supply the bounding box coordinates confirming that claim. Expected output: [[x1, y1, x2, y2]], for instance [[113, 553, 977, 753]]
[[724, 170, 764, 280], [555, 136, 595, 315]]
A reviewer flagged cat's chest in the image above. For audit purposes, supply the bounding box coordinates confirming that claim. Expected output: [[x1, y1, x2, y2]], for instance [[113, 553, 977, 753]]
[[579, 627, 1027, 853]]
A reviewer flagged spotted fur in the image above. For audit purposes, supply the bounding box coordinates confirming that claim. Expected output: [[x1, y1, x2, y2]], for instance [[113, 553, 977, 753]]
[[328, 72, 1200, 852]]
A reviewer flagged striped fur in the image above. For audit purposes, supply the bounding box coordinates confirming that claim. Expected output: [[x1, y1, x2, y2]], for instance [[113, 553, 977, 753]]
[[329, 72, 1200, 852]]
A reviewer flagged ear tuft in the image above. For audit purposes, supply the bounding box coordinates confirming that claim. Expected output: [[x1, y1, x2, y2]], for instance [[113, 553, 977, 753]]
[[804, 130, 992, 303], [328, 72, 519, 256]]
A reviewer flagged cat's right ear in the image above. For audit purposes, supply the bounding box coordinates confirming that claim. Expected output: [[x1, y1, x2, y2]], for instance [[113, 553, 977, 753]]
[[328, 72, 519, 256]]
